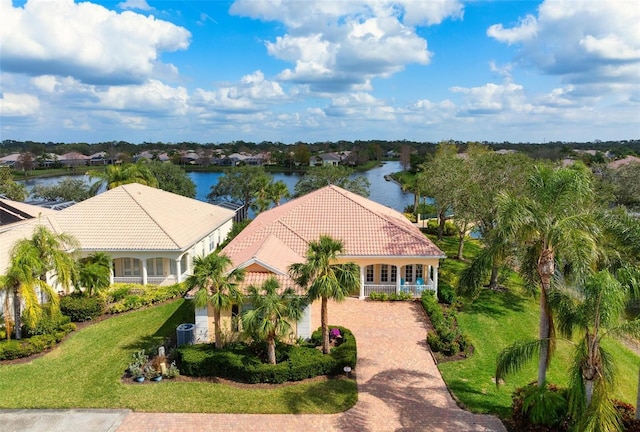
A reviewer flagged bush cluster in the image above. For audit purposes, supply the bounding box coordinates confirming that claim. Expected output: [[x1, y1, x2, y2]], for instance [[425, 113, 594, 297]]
[[368, 291, 413, 301], [437, 281, 457, 305], [421, 292, 469, 356], [419, 220, 457, 237], [105, 283, 186, 314], [178, 326, 357, 384], [60, 295, 106, 322], [0, 314, 75, 361], [511, 383, 640, 432]]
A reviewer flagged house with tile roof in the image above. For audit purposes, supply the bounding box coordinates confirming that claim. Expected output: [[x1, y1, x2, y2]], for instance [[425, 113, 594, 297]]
[[194, 185, 445, 343], [0, 183, 235, 289]]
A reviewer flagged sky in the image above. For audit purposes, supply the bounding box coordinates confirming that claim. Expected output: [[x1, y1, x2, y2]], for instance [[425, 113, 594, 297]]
[[0, 0, 639, 145]]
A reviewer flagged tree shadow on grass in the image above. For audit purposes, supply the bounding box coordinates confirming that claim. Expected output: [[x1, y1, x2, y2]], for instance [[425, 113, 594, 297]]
[[281, 376, 357, 415], [121, 300, 194, 352], [463, 289, 527, 317]]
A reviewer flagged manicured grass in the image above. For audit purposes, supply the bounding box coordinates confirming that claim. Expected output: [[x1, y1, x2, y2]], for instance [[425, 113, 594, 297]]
[[430, 236, 640, 419], [0, 300, 357, 413]]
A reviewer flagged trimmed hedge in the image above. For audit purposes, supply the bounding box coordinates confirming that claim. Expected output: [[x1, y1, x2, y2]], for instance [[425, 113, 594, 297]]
[[421, 291, 469, 356], [368, 291, 414, 302], [105, 283, 186, 314], [0, 320, 75, 361], [178, 326, 357, 384], [60, 295, 106, 322]]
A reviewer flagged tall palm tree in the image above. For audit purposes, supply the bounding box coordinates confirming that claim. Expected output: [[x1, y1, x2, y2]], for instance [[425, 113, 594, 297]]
[[289, 235, 359, 354], [494, 164, 599, 387], [89, 160, 158, 194], [4, 225, 76, 339], [185, 252, 245, 349], [242, 277, 307, 364], [78, 252, 112, 296]]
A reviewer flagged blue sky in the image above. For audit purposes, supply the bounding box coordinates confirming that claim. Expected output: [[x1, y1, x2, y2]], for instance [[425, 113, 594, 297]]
[[1, 0, 638, 144]]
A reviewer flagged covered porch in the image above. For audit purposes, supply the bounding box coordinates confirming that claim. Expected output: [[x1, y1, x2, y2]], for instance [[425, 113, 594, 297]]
[[350, 259, 440, 299], [111, 254, 191, 286]]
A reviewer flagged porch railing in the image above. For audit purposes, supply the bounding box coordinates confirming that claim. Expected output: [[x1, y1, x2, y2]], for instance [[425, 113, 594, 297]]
[[363, 282, 436, 298]]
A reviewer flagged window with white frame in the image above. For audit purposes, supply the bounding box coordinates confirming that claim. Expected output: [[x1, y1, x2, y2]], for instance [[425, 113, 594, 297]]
[[380, 264, 389, 282], [416, 264, 423, 281], [391, 265, 397, 282], [209, 234, 215, 251], [123, 258, 141, 276], [366, 265, 374, 283], [405, 265, 413, 283], [146, 258, 165, 277]]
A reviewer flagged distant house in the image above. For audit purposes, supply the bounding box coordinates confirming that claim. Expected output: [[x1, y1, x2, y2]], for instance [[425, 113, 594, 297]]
[[192, 185, 445, 342], [134, 151, 170, 162], [0, 153, 20, 167], [310, 152, 343, 166], [608, 155, 640, 169], [58, 152, 90, 168]]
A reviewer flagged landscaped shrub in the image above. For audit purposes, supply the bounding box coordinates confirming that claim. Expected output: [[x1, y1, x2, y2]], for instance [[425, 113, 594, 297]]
[[60, 295, 106, 322], [105, 283, 187, 314], [0, 323, 75, 361], [369, 291, 413, 301], [511, 383, 570, 431], [437, 281, 456, 305], [178, 326, 357, 383], [419, 219, 456, 237], [421, 291, 469, 357]]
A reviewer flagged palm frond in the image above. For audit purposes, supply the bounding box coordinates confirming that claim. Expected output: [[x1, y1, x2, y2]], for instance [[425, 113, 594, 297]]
[[495, 339, 544, 386]]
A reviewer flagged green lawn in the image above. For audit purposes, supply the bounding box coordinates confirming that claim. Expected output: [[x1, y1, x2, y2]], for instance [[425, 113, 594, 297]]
[[0, 300, 357, 413], [432, 236, 640, 419]]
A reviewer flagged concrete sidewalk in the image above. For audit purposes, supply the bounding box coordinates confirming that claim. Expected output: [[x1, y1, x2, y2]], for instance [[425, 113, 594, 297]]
[[0, 409, 130, 432]]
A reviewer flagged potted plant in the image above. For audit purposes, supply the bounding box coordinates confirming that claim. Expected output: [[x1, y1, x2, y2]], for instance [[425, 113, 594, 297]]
[[128, 349, 149, 382], [128, 364, 144, 382], [144, 365, 161, 382]]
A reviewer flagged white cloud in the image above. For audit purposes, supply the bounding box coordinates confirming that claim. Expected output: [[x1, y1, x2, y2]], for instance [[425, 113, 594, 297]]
[[0, 92, 40, 117], [232, 0, 447, 92], [487, 0, 640, 94], [0, 0, 191, 85], [192, 71, 287, 114], [487, 14, 537, 45], [118, 0, 152, 11], [324, 92, 396, 120], [451, 82, 532, 115]]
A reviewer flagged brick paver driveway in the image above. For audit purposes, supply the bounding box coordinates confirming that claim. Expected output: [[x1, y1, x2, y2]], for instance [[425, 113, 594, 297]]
[[118, 299, 506, 431]]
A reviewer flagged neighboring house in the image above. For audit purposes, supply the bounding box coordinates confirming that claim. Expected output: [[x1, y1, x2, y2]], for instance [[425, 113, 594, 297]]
[[134, 151, 170, 162], [0, 153, 20, 167], [193, 185, 445, 343], [0, 184, 236, 315], [58, 152, 90, 168], [310, 152, 342, 166], [608, 155, 640, 169], [88, 152, 107, 165]]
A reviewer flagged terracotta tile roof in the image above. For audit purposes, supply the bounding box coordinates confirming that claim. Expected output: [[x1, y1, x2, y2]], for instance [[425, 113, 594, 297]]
[[52, 183, 235, 251], [222, 185, 445, 291]]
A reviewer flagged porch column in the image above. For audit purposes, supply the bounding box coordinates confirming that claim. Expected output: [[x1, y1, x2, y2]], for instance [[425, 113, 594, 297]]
[[396, 265, 401, 294], [109, 266, 114, 285], [142, 258, 148, 285], [359, 266, 365, 300], [175, 258, 183, 283], [433, 266, 439, 296]]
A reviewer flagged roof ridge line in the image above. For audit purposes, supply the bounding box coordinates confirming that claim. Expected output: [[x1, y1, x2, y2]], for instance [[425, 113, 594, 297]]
[[123, 184, 182, 249]]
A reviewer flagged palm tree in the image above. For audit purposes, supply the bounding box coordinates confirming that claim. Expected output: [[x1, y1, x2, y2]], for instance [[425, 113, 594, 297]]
[[497, 271, 640, 431], [494, 164, 599, 387], [268, 180, 290, 206], [185, 252, 245, 349], [289, 235, 359, 354], [78, 252, 112, 296], [89, 160, 158, 194], [242, 277, 307, 364], [3, 225, 77, 339]]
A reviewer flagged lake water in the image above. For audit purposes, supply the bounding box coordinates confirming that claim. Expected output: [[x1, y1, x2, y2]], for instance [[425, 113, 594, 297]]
[[19, 161, 415, 212]]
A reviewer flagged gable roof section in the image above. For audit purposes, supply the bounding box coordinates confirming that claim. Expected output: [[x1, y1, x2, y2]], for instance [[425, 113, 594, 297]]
[[0, 199, 56, 227], [222, 185, 445, 274], [53, 183, 235, 251]]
